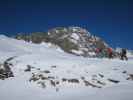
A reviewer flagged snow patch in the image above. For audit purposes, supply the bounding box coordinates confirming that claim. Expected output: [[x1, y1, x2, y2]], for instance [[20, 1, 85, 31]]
[[71, 33, 80, 40], [71, 49, 83, 55]]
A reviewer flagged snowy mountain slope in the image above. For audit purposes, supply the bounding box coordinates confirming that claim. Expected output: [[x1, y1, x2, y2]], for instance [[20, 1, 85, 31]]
[[0, 35, 133, 100], [0, 35, 65, 62]]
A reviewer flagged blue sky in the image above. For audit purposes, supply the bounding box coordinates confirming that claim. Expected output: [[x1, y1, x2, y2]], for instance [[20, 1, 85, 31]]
[[0, 0, 132, 49]]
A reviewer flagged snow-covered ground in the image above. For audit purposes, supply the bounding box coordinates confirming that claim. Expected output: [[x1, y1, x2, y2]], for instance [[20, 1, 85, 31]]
[[0, 35, 133, 100]]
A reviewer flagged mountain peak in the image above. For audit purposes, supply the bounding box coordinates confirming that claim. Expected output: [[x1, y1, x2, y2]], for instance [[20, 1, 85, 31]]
[[47, 26, 109, 56], [15, 26, 109, 57]]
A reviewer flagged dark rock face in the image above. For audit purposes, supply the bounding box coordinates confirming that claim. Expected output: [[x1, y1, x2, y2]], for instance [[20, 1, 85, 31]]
[[0, 58, 14, 80]]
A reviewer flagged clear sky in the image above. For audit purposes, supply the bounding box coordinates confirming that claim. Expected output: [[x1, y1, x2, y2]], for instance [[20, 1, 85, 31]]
[[0, 0, 132, 49]]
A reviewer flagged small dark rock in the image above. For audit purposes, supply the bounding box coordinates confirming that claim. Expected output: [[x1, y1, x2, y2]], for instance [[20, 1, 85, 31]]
[[41, 76, 48, 80], [37, 68, 40, 70], [68, 78, 79, 83], [98, 74, 104, 78], [38, 74, 43, 78], [38, 81, 46, 88], [50, 80, 56, 87], [38, 74, 48, 80], [29, 74, 40, 82], [6, 57, 15, 62], [108, 79, 120, 83], [8, 63, 13, 66], [51, 66, 56, 68], [48, 76, 55, 79], [62, 78, 67, 82], [56, 81, 60, 85], [43, 70, 50, 73], [122, 71, 127, 74], [29, 77, 39, 82], [81, 76, 85, 80], [83, 80, 101, 88], [24, 65, 31, 72], [96, 80, 106, 86]]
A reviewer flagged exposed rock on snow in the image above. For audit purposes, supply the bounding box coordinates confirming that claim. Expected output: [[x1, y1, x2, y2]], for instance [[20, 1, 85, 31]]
[[0, 57, 14, 80], [108, 79, 120, 84]]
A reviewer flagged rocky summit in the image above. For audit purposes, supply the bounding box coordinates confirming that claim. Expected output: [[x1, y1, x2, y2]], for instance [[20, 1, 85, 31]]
[[48, 27, 109, 56], [16, 26, 109, 57]]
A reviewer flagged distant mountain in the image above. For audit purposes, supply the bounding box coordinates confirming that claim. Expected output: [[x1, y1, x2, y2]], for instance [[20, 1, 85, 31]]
[[15, 26, 109, 56]]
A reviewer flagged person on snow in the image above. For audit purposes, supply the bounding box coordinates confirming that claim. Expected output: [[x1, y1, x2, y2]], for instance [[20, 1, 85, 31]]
[[107, 48, 113, 59], [120, 49, 128, 60], [95, 48, 102, 58]]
